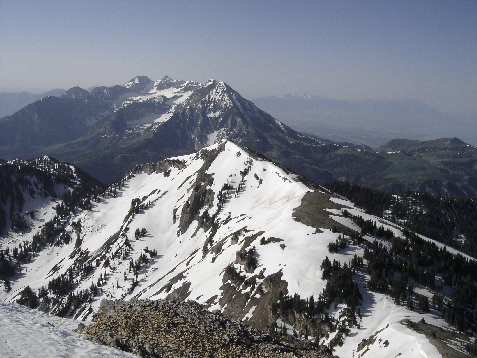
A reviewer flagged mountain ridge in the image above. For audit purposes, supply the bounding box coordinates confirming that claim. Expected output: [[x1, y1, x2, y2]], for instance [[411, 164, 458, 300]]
[[19, 75, 309, 183], [0, 89, 66, 117], [1, 142, 475, 356], [1, 75, 477, 198], [377, 137, 470, 152]]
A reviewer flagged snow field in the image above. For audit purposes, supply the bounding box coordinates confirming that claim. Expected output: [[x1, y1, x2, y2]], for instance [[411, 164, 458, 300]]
[[333, 286, 443, 358], [0, 302, 135, 358]]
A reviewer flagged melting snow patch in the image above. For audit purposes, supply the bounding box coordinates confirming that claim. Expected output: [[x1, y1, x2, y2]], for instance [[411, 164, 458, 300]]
[[154, 111, 174, 124], [244, 305, 256, 320]]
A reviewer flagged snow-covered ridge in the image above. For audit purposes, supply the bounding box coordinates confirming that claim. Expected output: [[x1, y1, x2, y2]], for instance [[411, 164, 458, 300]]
[[1, 142, 469, 357], [1, 141, 342, 312]]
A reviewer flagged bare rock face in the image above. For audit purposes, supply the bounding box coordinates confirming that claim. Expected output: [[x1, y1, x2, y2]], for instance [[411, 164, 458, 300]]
[[178, 172, 214, 234], [134, 159, 187, 176], [178, 144, 224, 234], [78, 299, 333, 358]]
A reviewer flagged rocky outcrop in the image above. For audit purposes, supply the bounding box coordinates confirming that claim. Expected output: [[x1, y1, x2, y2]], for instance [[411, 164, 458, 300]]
[[133, 159, 187, 176], [178, 144, 224, 234], [78, 299, 332, 358]]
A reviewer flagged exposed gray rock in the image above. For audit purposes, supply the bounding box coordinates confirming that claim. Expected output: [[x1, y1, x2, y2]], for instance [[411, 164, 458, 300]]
[[79, 299, 332, 358]]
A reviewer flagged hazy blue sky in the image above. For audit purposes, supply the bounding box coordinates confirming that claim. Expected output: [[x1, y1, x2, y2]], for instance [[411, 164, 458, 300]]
[[1, 0, 476, 113]]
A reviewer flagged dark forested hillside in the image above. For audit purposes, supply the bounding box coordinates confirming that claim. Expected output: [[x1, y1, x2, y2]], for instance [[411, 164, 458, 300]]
[[0, 156, 101, 235], [325, 181, 477, 258], [345, 210, 477, 334]]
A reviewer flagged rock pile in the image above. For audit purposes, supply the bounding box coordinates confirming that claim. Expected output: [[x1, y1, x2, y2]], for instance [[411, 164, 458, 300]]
[[78, 299, 332, 357]]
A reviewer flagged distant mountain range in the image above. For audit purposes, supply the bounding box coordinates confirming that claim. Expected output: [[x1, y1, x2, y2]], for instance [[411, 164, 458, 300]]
[[0, 89, 65, 117], [253, 94, 477, 148], [0, 76, 476, 198]]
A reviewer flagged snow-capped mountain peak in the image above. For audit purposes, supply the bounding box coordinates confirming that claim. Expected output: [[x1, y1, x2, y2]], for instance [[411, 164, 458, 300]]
[[96, 75, 292, 148], [202, 80, 235, 110], [0, 74, 326, 185]]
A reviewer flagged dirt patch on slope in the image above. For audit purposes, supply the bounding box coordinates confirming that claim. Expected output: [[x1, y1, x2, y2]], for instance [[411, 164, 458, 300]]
[[293, 190, 346, 233]]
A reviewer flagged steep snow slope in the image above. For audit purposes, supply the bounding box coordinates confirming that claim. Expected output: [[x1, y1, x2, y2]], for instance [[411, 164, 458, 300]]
[[2, 141, 469, 357], [0, 302, 134, 358], [1, 142, 344, 312]]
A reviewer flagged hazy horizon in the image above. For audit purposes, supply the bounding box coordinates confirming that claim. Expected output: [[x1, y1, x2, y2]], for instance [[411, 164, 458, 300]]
[[1, 0, 477, 114], [0, 74, 475, 118]]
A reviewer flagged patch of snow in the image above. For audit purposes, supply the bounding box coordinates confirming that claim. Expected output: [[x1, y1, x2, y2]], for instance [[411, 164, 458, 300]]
[[154, 111, 174, 124], [207, 111, 222, 118], [334, 285, 443, 358], [244, 305, 256, 320], [0, 302, 135, 358], [125, 113, 161, 128], [274, 118, 287, 132], [206, 130, 225, 146]]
